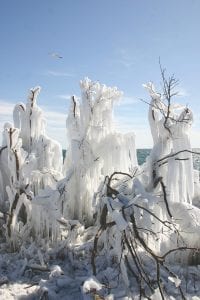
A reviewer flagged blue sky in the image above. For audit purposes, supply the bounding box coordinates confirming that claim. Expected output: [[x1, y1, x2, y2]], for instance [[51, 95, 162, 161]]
[[0, 0, 200, 148]]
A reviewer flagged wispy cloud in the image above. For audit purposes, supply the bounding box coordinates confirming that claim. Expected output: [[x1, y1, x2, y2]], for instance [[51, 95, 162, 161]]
[[118, 96, 138, 106], [46, 70, 74, 77], [57, 94, 81, 104], [57, 94, 72, 100], [0, 100, 15, 138], [43, 110, 66, 125], [0, 100, 15, 116], [113, 48, 136, 68], [177, 87, 189, 98]]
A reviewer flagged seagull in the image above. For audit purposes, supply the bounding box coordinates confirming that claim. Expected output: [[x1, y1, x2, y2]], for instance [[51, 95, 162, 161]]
[[49, 52, 63, 59]]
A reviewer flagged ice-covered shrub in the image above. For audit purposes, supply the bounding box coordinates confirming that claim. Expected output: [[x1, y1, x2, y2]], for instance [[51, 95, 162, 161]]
[[0, 87, 63, 247], [62, 78, 137, 224], [143, 81, 194, 204]]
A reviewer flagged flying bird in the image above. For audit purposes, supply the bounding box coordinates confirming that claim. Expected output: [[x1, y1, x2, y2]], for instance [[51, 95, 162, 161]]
[[49, 52, 63, 59]]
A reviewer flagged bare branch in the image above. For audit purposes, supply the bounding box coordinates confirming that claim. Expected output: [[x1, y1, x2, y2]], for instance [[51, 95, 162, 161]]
[[72, 95, 76, 118], [157, 149, 200, 164]]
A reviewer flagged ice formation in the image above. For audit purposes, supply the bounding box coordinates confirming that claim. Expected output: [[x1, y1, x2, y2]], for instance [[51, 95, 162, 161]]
[[0, 79, 137, 243], [62, 78, 137, 224], [143, 82, 194, 204], [0, 77, 199, 299], [135, 82, 200, 258], [0, 87, 63, 246]]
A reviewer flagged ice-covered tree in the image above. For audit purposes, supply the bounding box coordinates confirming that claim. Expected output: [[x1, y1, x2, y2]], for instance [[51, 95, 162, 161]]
[[0, 87, 63, 247], [62, 78, 137, 224], [143, 76, 194, 205]]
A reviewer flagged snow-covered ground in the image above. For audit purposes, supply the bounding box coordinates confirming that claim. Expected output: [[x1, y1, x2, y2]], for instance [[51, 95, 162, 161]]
[[0, 237, 199, 299]]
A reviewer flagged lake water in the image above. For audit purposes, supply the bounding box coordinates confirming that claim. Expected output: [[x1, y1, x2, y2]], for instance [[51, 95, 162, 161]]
[[136, 149, 151, 165]]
